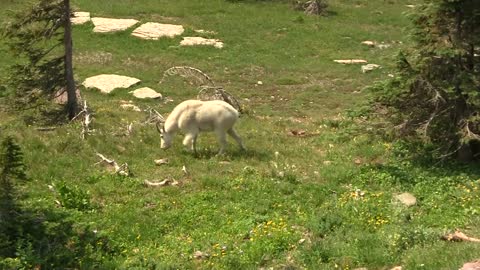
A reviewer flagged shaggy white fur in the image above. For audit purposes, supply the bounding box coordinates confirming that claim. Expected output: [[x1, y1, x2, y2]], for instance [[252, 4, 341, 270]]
[[158, 100, 245, 154]]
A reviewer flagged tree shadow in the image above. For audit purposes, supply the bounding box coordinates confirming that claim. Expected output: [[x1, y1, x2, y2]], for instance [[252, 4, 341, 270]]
[[2, 207, 119, 269], [363, 142, 480, 188], [21, 105, 70, 127]]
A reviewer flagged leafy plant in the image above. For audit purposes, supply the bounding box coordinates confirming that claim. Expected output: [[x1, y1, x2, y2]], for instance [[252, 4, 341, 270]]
[[55, 181, 94, 211]]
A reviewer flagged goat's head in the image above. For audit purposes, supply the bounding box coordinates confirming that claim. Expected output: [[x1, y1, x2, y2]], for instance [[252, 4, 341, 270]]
[[156, 121, 172, 150]]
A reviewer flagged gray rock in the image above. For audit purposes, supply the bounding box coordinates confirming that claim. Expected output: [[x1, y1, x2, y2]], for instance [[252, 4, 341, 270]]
[[132, 22, 184, 40], [460, 260, 480, 270], [361, 64, 381, 73], [83, 74, 141, 94], [394, 192, 416, 207], [130, 87, 162, 99], [91, 17, 139, 33], [71, 12, 91, 25]]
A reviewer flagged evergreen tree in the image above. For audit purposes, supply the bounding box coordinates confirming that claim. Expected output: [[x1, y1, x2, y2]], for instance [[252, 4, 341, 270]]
[[374, 0, 480, 160], [3, 0, 78, 119]]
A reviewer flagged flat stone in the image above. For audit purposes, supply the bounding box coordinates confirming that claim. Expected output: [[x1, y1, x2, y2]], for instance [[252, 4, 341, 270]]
[[377, 44, 391, 49], [120, 104, 141, 112], [91, 17, 139, 33], [361, 64, 381, 73], [394, 192, 416, 207], [132, 22, 184, 39], [130, 87, 162, 99], [361, 41, 375, 47], [71, 12, 91, 25], [461, 260, 480, 270], [83, 74, 141, 94], [180, 37, 224, 49]]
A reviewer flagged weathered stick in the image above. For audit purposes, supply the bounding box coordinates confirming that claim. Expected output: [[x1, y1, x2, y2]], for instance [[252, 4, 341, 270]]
[[95, 152, 130, 176], [144, 179, 179, 187]]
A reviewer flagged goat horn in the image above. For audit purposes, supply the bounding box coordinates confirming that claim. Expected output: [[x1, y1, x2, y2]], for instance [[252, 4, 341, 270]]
[[155, 121, 164, 134]]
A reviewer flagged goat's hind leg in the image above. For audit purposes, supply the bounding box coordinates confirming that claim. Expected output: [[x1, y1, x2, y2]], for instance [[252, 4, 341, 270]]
[[215, 129, 228, 155], [228, 128, 245, 151]]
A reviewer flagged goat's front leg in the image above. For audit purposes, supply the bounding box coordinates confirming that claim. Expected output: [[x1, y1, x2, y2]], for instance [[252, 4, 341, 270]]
[[183, 131, 198, 154], [183, 133, 196, 153]]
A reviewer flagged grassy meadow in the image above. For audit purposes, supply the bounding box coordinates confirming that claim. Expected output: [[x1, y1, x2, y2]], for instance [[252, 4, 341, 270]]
[[1, 0, 480, 269]]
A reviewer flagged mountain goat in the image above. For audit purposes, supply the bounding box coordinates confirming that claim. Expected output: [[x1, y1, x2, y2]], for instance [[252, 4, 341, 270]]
[[156, 100, 245, 154]]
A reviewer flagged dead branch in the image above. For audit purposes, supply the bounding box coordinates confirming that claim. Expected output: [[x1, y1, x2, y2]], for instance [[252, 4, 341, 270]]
[[126, 122, 133, 136], [304, 0, 328, 15], [435, 144, 464, 162], [144, 107, 165, 125], [71, 100, 94, 139], [197, 86, 243, 113], [36, 127, 56, 131], [159, 66, 215, 86], [462, 120, 480, 141], [95, 152, 130, 176], [144, 179, 179, 187], [442, 230, 480, 243]]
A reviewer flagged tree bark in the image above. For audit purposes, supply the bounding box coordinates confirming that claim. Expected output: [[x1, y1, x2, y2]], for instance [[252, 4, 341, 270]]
[[64, 0, 77, 119]]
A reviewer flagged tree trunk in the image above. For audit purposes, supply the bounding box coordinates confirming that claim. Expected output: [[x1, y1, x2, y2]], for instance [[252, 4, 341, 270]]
[[64, 0, 77, 120]]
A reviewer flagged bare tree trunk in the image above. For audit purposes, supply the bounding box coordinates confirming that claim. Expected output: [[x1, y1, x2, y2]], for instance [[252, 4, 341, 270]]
[[64, 0, 77, 119]]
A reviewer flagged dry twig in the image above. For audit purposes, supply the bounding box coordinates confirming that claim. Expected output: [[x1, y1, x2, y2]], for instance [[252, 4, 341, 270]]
[[197, 86, 242, 113], [71, 100, 94, 139], [95, 153, 130, 176], [144, 107, 165, 124], [159, 66, 215, 86], [144, 179, 179, 187], [442, 230, 480, 243]]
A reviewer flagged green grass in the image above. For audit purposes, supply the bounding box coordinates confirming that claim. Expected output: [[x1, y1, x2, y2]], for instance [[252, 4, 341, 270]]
[[1, 0, 480, 269]]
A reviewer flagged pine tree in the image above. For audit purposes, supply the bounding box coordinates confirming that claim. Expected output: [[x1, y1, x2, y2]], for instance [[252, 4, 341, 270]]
[[3, 0, 78, 119], [374, 0, 480, 160]]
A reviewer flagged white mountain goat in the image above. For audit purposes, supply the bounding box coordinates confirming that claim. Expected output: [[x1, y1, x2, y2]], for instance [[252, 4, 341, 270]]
[[156, 100, 245, 154]]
